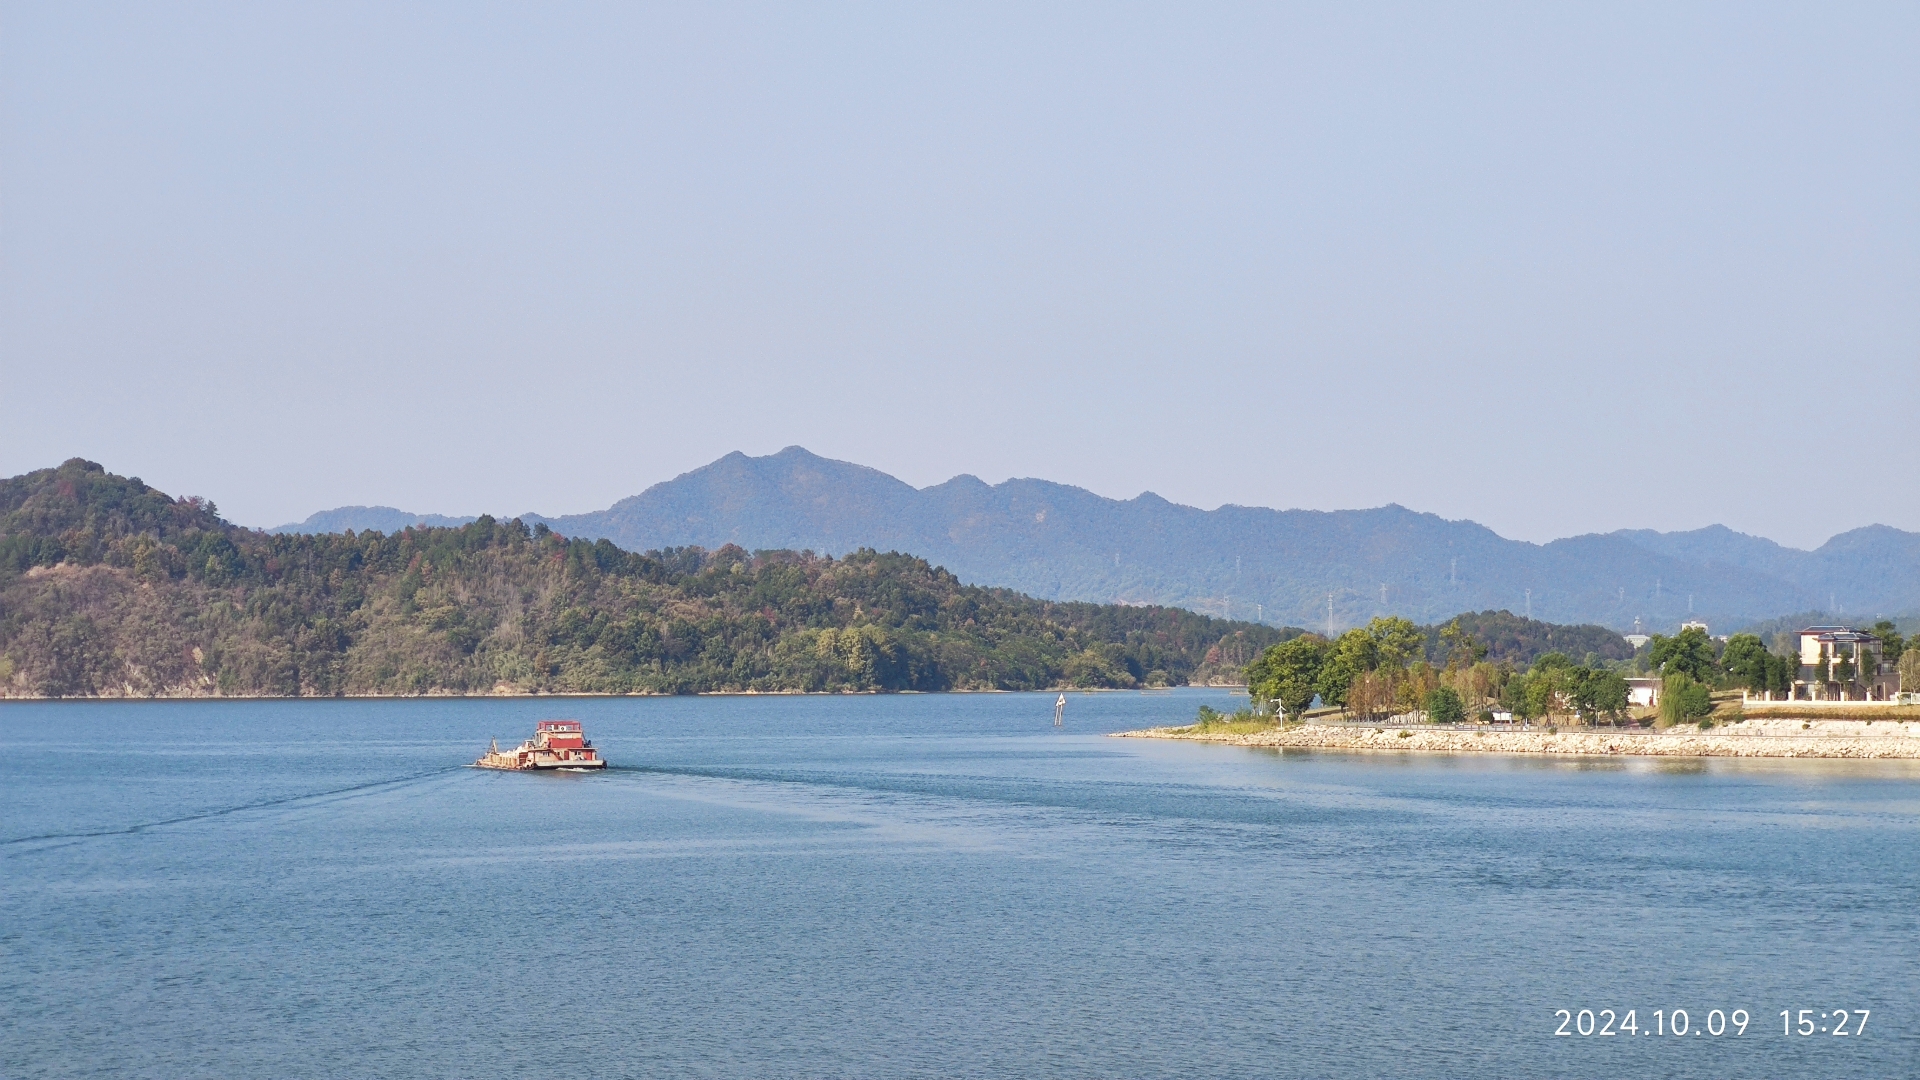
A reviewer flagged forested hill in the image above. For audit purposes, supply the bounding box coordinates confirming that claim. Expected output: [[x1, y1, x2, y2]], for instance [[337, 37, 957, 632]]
[[0, 460, 1299, 698], [1422, 610, 1633, 667]]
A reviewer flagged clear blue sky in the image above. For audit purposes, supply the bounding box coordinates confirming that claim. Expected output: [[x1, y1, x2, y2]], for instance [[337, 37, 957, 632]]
[[3, 2, 1914, 548]]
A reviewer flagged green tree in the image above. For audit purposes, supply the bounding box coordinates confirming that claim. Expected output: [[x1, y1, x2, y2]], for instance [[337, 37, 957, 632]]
[[1316, 628, 1377, 709], [1246, 635, 1328, 715], [1504, 656, 1572, 722], [1594, 669, 1631, 721], [1871, 620, 1904, 665], [1658, 672, 1713, 725], [1424, 685, 1465, 724], [1064, 645, 1136, 689], [1498, 666, 1535, 719], [1648, 626, 1719, 684], [1530, 651, 1575, 674], [1900, 648, 1920, 693], [1365, 616, 1425, 670], [1438, 619, 1486, 672], [1567, 666, 1630, 724], [1765, 650, 1796, 697], [1720, 633, 1772, 693], [1313, 616, 1428, 714]]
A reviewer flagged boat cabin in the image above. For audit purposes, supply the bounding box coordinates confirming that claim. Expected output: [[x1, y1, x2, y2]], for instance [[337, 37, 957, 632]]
[[474, 719, 605, 770]]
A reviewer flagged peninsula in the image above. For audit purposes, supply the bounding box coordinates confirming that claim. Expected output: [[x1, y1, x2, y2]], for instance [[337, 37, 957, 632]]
[[1134, 605, 1920, 759]]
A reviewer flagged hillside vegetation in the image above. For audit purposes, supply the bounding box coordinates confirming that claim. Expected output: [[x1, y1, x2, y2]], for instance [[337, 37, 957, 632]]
[[1419, 610, 1632, 666], [0, 460, 1295, 698]]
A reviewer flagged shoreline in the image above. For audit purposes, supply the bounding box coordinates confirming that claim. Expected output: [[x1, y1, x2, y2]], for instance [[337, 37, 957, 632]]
[[1112, 720, 1920, 760], [0, 685, 1220, 703]]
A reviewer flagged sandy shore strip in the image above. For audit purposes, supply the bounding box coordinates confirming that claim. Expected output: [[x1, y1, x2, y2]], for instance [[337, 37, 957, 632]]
[[1111, 720, 1920, 759]]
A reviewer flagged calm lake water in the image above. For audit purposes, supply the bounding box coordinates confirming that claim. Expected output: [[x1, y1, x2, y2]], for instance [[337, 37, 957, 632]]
[[3, 690, 1917, 1079]]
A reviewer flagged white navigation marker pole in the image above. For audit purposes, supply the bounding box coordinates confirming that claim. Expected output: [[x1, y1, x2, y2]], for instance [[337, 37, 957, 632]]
[[1054, 693, 1066, 727]]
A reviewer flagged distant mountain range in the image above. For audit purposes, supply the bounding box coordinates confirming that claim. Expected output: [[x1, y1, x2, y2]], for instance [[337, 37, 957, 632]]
[[272, 506, 481, 534], [271, 446, 1920, 632]]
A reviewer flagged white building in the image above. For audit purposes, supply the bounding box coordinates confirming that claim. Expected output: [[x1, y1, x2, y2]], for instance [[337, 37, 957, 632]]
[[1625, 677, 1661, 708], [1791, 625, 1897, 701]]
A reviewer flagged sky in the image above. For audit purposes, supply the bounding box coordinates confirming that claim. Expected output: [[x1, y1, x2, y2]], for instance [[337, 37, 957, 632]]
[[3, 2, 1915, 549]]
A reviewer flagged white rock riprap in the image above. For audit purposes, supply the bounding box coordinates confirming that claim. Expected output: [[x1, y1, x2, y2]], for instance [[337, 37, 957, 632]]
[[1111, 722, 1920, 759]]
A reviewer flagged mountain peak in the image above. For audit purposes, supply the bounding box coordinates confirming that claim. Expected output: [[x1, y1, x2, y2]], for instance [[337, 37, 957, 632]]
[[255, 449, 1920, 630]]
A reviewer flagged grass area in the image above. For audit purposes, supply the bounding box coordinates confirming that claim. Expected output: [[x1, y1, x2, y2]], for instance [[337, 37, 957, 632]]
[[1171, 717, 1282, 736], [1739, 704, 1920, 721], [1173, 703, 1290, 736]]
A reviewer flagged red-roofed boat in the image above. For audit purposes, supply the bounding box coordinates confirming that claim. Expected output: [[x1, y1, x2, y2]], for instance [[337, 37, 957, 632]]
[[473, 720, 606, 771]]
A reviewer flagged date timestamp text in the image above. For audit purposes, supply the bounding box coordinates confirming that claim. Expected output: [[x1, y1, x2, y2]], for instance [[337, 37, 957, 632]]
[[1553, 1008, 1869, 1038]]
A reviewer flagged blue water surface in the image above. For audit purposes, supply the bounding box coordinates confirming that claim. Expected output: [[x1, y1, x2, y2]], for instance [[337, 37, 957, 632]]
[[3, 690, 1917, 1079]]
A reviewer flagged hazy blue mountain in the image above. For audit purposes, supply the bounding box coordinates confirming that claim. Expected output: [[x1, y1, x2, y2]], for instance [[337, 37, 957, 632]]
[[1609, 523, 1920, 622], [516, 447, 1910, 631], [275, 447, 1920, 632], [270, 506, 478, 534], [1608, 525, 1811, 581]]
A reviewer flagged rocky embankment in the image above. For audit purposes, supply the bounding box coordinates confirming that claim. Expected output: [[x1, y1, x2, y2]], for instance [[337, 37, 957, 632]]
[[1113, 720, 1920, 759]]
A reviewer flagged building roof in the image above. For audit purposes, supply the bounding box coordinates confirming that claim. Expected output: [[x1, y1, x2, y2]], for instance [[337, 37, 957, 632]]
[[1799, 626, 1879, 644]]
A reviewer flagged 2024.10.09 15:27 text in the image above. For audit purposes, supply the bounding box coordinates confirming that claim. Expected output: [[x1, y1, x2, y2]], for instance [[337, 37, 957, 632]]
[[1553, 1007, 1870, 1038]]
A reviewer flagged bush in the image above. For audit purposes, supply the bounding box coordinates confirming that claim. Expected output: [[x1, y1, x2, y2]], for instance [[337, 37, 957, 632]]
[[1659, 673, 1714, 726], [1424, 686, 1465, 724]]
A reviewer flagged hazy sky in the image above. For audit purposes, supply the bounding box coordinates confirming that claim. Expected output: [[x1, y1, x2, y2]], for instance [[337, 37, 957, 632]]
[[4, 3, 1915, 548]]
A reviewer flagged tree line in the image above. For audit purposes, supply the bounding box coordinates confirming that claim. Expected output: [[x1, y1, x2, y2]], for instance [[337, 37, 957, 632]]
[[1244, 618, 1917, 728], [1244, 616, 1636, 725]]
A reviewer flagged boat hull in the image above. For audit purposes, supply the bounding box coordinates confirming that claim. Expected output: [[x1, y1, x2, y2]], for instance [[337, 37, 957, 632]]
[[472, 755, 605, 771]]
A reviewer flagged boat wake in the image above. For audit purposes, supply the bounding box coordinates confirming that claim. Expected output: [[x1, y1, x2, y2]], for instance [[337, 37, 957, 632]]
[[2, 766, 464, 856]]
